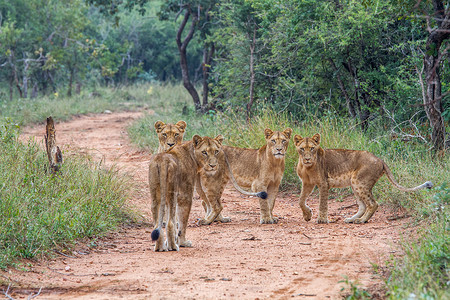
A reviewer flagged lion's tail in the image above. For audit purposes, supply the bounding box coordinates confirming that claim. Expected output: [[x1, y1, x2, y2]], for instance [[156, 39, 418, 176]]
[[151, 157, 171, 241], [382, 161, 433, 192], [224, 153, 268, 199]]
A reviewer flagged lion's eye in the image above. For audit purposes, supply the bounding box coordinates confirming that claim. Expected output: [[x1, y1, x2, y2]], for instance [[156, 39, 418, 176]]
[[202, 151, 207, 156], [310, 147, 315, 151], [215, 150, 219, 155], [174, 133, 179, 137], [271, 140, 276, 144], [162, 133, 167, 138], [299, 148, 304, 152], [282, 140, 286, 144]]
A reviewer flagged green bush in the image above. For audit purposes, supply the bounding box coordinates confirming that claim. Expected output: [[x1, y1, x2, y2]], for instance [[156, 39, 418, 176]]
[[0, 119, 131, 269], [386, 184, 449, 299]]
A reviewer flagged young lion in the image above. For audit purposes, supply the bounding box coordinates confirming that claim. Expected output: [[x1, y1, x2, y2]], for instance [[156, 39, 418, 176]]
[[149, 135, 224, 251], [154, 120, 187, 153], [221, 128, 293, 224], [294, 133, 433, 224]]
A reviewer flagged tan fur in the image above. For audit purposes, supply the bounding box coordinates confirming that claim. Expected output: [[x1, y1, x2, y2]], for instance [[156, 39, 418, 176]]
[[222, 128, 293, 224], [154, 121, 231, 224], [149, 135, 224, 251], [294, 133, 433, 224], [154, 120, 186, 153]]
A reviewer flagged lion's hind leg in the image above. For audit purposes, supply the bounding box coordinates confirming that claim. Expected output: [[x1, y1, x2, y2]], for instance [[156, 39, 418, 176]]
[[166, 191, 179, 251], [349, 179, 378, 224], [345, 181, 367, 223]]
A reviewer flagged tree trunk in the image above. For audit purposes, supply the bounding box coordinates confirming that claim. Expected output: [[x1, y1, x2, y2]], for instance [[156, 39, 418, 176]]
[[329, 58, 356, 118], [31, 83, 38, 98], [246, 25, 257, 121], [421, 0, 449, 151], [176, 9, 201, 112], [201, 43, 215, 110], [67, 67, 74, 97]]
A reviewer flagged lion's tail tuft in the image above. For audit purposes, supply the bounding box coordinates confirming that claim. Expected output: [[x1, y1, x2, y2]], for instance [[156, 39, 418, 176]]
[[257, 191, 268, 199], [151, 228, 160, 241]]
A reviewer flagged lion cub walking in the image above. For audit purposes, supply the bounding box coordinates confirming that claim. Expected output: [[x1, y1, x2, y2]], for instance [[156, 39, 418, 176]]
[[294, 133, 433, 224], [149, 135, 224, 251]]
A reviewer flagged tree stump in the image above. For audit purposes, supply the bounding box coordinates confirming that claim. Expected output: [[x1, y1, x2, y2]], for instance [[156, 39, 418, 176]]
[[45, 117, 63, 173]]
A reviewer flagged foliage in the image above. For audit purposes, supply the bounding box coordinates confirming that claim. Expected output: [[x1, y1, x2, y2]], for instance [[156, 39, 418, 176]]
[[386, 185, 449, 299], [339, 276, 372, 300], [0, 118, 132, 269]]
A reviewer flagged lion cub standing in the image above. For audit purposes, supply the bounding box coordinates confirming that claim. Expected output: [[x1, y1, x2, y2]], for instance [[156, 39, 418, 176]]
[[294, 133, 433, 224], [149, 135, 224, 251], [223, 128, 293, 224], [154, 120, 186, 153]]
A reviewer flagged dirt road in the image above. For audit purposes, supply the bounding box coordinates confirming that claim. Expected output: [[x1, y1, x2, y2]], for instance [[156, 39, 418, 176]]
[[5, 111, 409, 299]]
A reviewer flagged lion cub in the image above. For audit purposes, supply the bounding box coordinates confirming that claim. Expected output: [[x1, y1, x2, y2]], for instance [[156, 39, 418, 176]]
[[223, 128, 293, 224], [154, 120, 186, 152], [149, 135, 224, 251], [294, 133, 433, 224]]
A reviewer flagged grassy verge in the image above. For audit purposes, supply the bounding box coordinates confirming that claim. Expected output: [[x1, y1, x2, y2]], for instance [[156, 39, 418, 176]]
[[128, 88, 449, 298], [0, 83, 189, 126], [0, 119, 132, 269]]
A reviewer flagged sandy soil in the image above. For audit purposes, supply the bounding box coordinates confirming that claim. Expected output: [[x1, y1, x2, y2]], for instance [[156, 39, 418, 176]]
[[2, 111, 411, 299]]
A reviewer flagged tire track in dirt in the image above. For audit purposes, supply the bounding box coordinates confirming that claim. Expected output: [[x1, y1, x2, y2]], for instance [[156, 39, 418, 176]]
[[3, 111, 408, 299]]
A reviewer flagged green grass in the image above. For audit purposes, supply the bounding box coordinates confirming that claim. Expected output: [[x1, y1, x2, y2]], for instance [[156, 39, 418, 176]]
[[0, 119, 132, 269], [386, 184, 449, 300], [0, 83, 190, 126]]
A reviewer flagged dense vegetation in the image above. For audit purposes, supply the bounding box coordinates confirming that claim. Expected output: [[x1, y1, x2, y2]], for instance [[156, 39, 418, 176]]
[[0, 118, 132, 269], [1, 0, 448, 149]]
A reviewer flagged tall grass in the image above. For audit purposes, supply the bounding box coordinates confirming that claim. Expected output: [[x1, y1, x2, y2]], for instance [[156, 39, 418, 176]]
[[0, 119, 132, 269], [0, 83, 189, 126], [386, 184, 449, 299]]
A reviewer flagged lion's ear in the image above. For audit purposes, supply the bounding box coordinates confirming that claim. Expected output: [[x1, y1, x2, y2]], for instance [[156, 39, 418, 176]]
[[176, 120, 187, 132], [264, 128, 273, 139], [193, 135, 203, 148], [215, 134, 224, 145], [312, 133, 321, 144], [293, 135, 303, 146], [283, 128, 293, 140], [154, 121, 165, 133]]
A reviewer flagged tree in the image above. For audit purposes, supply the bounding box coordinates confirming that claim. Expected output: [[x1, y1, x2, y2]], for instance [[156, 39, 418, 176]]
[[415, 0, 449, 150], [160, 0, 218, 112]]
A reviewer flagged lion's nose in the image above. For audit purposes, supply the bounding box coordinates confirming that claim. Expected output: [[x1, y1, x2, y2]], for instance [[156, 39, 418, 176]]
[[167, 143, 175, 147], [209, 164, 216, 168]]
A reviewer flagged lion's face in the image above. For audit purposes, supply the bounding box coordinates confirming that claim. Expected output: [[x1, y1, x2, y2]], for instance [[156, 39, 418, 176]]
[[294, 133, 321, 167], [193, 135, 224, 174], [264, 128, 292, 159], [154, 120, 187, 152]]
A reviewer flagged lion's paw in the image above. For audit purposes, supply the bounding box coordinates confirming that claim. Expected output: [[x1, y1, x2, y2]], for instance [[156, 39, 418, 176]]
[[317, 218, 329, 224], [217, 216, 232, 223], [344, 218, 354, 223], [179, 240, 192, 247], [260, 217, 278, 224], [197, 218, 211, 226], [353, 218, 367, 224]]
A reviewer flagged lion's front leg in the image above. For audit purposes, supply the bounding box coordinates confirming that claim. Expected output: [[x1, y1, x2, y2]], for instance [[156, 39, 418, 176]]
[[299, 183, 314, 222], [252, 180, 275, 224], [317, 183, 329, 224], [267, 184, 280, 223]]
